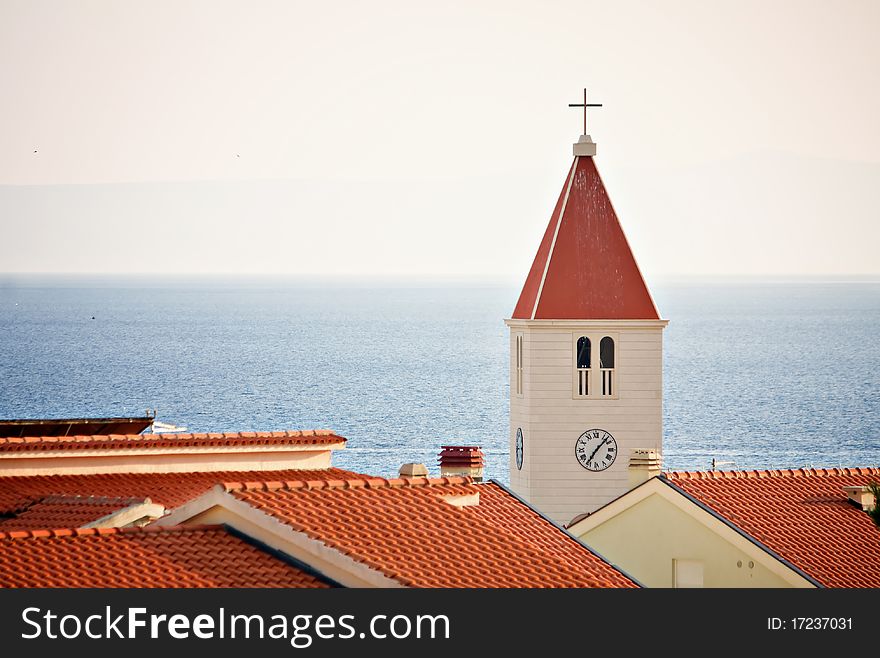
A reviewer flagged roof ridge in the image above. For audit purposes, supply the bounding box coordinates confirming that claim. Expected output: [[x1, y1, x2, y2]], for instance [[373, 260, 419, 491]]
[[35, 494, 150, 505], [0, 523, 222, 540], [223, 475, 474, 493], [667, 466, 880, 480], [0, 430, 346, 453], [0, 429, 340, 444], [0, 466, 362, 483]]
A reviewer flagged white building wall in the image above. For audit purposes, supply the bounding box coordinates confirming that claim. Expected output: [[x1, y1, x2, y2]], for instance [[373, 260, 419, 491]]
[[507, 319, 666, 526]]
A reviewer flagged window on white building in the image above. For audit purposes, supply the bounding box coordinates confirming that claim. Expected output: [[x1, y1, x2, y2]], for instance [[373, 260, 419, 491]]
[[573, 333, 618, 400], [600, 336, 615, 397], [575, 336, 591, 397]]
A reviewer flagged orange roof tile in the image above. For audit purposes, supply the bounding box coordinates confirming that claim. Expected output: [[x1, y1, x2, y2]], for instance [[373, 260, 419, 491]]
[[0, 468, 367, 514], [0, 525, 332, 588], [0, 495, 149, 531], [224, 477, 637, 588], [0, 429, 345, 453], [666, 468, 880, 588]]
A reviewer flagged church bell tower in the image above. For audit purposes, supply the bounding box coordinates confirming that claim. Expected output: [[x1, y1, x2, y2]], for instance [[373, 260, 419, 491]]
[[506, 91, 667, 526]]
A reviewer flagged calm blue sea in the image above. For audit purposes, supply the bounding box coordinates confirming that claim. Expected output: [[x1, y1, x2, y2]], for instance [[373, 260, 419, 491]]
[[0, 276, 878, 481]]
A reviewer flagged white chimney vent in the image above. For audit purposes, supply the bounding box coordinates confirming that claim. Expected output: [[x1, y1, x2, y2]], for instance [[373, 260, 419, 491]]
[[843, 485, 876, 511], [399, 463, 429, 478], [628, 449, 662, 490]]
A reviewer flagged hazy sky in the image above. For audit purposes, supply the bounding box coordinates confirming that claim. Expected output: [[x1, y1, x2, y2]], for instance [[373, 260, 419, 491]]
[[1, 0, 878, 279]]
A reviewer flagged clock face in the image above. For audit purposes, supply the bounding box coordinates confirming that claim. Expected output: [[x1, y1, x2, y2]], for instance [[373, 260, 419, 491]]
[[515, 427, 524, 470], [575, 429, 617, 472]]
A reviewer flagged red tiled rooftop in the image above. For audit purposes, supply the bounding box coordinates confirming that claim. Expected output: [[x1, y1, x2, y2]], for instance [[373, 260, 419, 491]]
[[0, 495, 149, 531], [666, 468, 880, 588], [0, 429, 345, 453], [0, 525, 332, 588], [0, 468, 367, 515], [224, 476, 637, 588]]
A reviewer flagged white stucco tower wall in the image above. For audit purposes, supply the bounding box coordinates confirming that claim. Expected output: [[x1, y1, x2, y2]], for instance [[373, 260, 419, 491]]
[[507, 319, 666, 525]]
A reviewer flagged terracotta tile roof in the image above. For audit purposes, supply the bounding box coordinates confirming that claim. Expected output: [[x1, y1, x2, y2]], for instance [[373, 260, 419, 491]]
[[0, 468, 366, 515], [224, 477, 637, 588], [0, 429, 345, 453], [666, 468, 880, 588], [512, 155, 659, 320], [0, 495, 149, 531], [0, 525, 332, 588]]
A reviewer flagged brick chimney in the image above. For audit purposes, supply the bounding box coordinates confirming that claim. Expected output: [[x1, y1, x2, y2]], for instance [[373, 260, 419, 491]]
[[438, 446, 485, 482], [628, 449, 662, 489]]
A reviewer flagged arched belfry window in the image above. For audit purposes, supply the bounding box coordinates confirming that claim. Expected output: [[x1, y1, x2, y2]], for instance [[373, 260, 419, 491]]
[[576, 336, 591, 397], [573, 333, 618, 399], [600, 336, 615, 396]]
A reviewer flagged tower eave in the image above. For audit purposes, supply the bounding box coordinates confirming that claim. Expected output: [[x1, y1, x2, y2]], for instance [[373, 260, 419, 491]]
[[505, 318, 669, 329]]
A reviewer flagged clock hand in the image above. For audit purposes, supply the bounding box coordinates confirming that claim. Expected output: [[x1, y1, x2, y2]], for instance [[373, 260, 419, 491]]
[[587, 438, 608, 463]]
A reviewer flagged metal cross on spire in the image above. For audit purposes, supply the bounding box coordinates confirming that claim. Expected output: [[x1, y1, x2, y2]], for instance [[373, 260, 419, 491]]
[[568, 88, 602, 135]]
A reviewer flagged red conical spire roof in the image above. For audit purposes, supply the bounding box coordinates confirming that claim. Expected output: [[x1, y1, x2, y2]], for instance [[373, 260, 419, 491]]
[[512, 154, 659, 320]]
